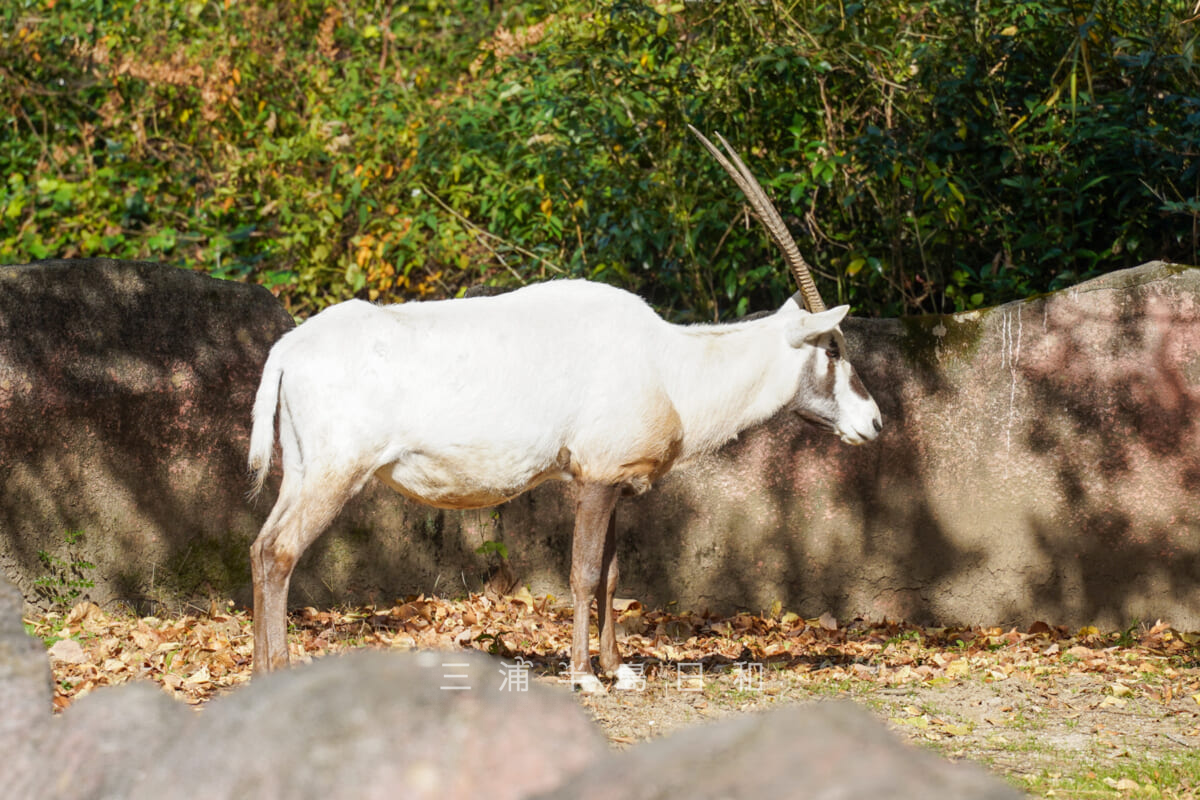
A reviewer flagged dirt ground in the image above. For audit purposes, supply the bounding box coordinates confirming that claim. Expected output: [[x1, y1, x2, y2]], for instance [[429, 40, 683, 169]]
[[565, 658, 1200, 796], [34, 596, 1200, 798]]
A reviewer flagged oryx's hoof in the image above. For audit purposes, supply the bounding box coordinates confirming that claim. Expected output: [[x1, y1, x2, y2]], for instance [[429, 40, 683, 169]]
[[573, 673, 606, 694], [613, 663, 644, 691]]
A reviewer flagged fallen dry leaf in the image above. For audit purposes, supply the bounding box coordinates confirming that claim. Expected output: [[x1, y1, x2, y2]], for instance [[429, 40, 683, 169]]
[[1109, 681, 1134, 698], [47, 638, 87, 664]]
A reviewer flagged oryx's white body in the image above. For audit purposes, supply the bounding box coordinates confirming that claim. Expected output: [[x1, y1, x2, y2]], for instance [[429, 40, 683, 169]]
[[249, 129, 882, 687], [248, 279, 881, 683]]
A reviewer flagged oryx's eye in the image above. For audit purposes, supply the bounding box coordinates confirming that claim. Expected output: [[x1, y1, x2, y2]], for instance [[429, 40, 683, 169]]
[[826, 342, 841, 361]]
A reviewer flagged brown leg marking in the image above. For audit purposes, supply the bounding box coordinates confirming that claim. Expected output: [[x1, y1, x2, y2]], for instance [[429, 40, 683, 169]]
[[569, 483, 621, 682], [595, 508, 621, 674]]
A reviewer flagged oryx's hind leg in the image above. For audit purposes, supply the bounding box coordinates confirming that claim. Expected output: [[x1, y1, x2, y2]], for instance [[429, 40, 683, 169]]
[[595, 508, 621, 674], [568, 483, 621, 693], [251, 469, 360, 673]]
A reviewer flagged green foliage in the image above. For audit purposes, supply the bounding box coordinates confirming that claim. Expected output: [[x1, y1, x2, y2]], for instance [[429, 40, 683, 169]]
[[1, 0, 1196, 317], [33, 530, 96, 611], [475, 540, 510, 560]]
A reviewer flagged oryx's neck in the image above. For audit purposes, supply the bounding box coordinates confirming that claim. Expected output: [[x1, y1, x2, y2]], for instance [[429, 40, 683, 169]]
[[659, 315, 799, 459]]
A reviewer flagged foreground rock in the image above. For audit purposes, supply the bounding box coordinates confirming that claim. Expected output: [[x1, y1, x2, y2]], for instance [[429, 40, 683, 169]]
[[537, 701, 1019, 800], [139, 651, 609, 799], [0, 577, 52, 742], [2, 580, 1018, 799]]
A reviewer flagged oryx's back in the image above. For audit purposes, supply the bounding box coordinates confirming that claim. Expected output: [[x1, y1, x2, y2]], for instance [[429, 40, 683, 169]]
[[284, 280, 663, 422], [250, 280, 682, 509]]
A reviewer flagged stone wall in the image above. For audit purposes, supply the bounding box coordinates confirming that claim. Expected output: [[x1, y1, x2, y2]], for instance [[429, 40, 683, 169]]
[[608, 262, 1200, 629], [404, 261, 1200, 630], [3, 259, 1199, 629], [0, 260, 294, 611]]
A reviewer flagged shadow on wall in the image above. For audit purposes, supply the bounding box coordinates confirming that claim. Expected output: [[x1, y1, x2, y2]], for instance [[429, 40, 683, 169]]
[[0, 260, 574, 615], [608, 263, 1200, 629], [1015, 278, 1200, 627], [614, 322, 990, 626], [0, 260, 295, 611], [4, 259, 1199, 630]]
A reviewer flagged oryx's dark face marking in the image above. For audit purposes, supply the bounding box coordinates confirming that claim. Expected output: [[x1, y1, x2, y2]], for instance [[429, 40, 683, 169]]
[[849, 371, 872, 402], [788, 326, 881, 445]]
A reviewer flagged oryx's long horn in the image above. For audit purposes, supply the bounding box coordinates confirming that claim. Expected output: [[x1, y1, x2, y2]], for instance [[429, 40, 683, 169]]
[[688, 125, 826, 313]]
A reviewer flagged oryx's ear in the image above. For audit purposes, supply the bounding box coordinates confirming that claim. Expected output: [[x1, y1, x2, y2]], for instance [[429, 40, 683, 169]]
[[785, 304, 849, 348]]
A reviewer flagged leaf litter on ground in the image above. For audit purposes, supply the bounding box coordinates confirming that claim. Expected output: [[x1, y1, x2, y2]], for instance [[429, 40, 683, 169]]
[[26, 595, 1200, 797]]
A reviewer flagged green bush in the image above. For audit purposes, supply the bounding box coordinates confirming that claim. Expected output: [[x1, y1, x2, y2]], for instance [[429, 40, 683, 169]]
[[1, 0, 1196, 318]]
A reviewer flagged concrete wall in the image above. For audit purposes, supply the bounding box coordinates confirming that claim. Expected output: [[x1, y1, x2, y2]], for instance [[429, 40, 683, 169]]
[[607, 261, 1200, 629], [0, 260, 294, 612], [3, 260, 1199, 629]]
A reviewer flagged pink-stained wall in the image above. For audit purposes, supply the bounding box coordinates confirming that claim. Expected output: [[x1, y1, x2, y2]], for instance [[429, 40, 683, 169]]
[[592, 261, 1200, 628]]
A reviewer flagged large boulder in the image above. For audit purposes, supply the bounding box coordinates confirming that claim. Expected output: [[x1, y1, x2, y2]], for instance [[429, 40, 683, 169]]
[[0, 259, 294, 612], [11, 651, 606, 800], [537, 701, 1019, 800], [132, 650, 607, 800]]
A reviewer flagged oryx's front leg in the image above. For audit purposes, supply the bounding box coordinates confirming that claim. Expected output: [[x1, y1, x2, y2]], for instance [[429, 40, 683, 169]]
[[568, 483, 621, 692]]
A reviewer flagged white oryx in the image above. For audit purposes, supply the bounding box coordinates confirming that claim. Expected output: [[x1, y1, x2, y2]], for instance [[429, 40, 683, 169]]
[[247, 128, 882, 689]]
